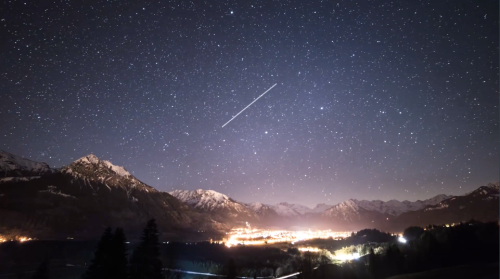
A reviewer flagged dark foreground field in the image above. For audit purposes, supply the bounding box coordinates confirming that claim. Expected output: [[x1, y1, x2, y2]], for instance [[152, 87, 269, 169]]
[[386, 263, 499, 279], [0, 221, 498, 279]]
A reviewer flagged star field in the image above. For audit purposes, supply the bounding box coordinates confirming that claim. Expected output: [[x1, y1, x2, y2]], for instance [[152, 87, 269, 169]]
[[1, 0, 498, 207]]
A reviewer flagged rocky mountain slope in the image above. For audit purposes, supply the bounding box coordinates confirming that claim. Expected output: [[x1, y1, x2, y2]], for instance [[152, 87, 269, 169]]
[[169, 189, 259, 223], [244, 202, 279, 218], [388, 183, 499, 231], [0, 150, 497, 239], [0, 153, 226, 241], [0, 150, 54, 178], [320, 194, 453, 223], [171, 188, 451, 221], [169, 186, 497, 231]]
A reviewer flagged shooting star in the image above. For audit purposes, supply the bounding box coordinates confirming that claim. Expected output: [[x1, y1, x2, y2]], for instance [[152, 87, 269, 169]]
[[221, 83, 278, 128]]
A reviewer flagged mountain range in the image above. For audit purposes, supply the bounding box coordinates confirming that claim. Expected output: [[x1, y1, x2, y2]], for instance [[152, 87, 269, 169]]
[[169, 189, 452, 220], [0, 150, 498, 240]]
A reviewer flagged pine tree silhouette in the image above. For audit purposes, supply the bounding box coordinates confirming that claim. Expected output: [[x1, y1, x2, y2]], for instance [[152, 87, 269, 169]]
[[32, 259, 49, 279], [226, 258, 237, 279], [368, 247, 377, 278], [109, 227, 128, 279], [130, 219, 163, 279], [82, 227, 113, 279]]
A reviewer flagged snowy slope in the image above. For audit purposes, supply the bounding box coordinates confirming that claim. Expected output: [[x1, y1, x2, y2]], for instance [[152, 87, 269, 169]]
[[102, 160, 131, 177], [0, 152, 214, 238], [277, 202, 312, 215], [0, 150, 53, 177], [311, 203, 333, 213], [244, 202, 278, 217], [352, 194, 452, 216], [322, 194, 453, 220], [169, 189, 254, 215], [464, 182, 499, 196], [322, 199, 362, 221], [67, 154, 132, 178], [267, 194, 450, 218], [61, 154, 156, 198], [271, 203, 302, 217], [246, 202, 266, 212], [243, 201, 310, 217]]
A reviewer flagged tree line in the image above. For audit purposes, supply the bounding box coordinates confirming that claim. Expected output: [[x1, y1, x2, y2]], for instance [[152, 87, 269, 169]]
[[32, 219, 163, 279], [29, 220, 499, 279]]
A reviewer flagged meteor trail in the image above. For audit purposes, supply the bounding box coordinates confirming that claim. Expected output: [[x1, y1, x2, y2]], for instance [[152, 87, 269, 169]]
[[222, 83, 278, 128]]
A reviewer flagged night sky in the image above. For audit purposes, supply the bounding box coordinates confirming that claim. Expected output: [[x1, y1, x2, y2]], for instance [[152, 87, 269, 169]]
[[1, 0, 498, 207]]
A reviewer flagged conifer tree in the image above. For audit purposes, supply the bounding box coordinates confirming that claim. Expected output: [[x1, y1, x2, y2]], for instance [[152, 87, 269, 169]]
[[82, 227, 113, 279], [109, 227, 128, 279], [129, 219, 163, 279], [298, 252, 313, 279], [368, 247, 377, 278], [226, 258, 237, 279], [32, 259, 49, 279]]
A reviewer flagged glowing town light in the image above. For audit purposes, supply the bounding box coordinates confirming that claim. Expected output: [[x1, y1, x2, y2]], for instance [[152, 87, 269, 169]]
[[333, 252, 361, 261], [0, 235, 33, 243], [223, 227, 353, 248], [398, 236, 407, 243], [298, 247, 321, 252]]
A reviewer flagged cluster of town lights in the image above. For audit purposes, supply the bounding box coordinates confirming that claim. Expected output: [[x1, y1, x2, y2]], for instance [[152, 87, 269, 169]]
[[0, 236, 33, 243], [224, 224, 352, 248]]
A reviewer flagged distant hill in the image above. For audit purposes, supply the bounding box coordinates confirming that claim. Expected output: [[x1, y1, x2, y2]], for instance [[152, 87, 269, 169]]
[[388, 183, 499, 231]]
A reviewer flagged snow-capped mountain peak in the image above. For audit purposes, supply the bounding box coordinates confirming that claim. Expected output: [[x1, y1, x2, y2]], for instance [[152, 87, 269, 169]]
[[75, 154, 99, 165], [70, 154, 132, 178], [321, 199, 362, 221], [169, 189, 253, 217], [60, 154, 157, 197], [0, 150, 54, 177]]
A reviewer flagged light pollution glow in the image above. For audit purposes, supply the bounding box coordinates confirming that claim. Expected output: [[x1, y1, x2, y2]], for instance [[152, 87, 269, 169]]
[[223, 226, 352, 248], [0, 236, 33, 243]]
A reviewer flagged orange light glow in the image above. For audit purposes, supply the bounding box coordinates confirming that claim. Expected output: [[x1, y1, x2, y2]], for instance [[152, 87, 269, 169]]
[[223, 225, 352, 248]]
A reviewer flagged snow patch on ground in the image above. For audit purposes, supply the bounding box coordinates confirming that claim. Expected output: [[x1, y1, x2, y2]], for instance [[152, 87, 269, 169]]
[[39, 190, 76, 199], [0, 176, 40, 183]]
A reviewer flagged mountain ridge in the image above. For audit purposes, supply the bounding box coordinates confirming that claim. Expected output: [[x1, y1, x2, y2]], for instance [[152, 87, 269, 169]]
[[0, 150, 54, 178], [169, 188, 454, 218], [0, 153, 227, 240], [0, 150, 497, 239]]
